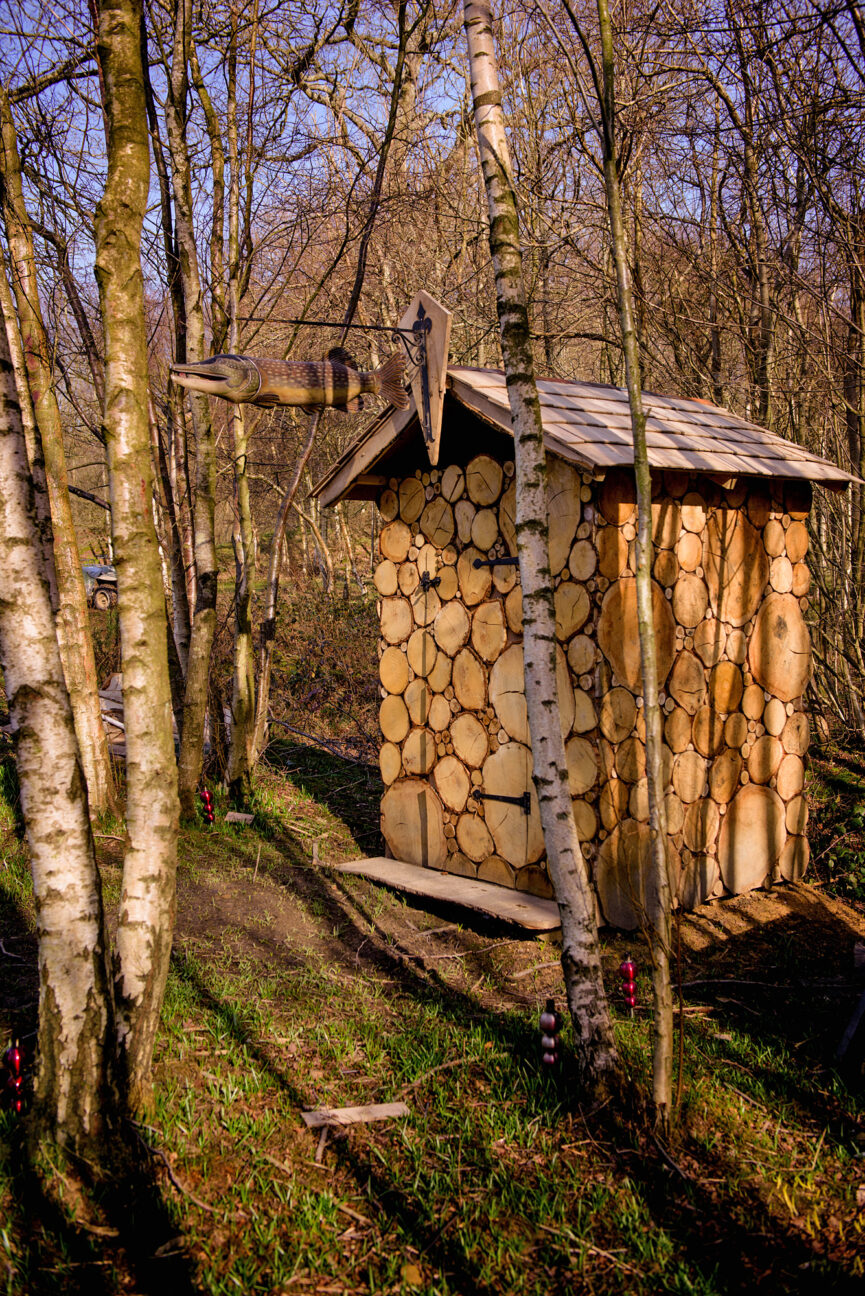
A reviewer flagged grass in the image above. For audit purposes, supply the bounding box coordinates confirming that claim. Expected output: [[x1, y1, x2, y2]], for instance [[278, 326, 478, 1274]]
[[1, 747, 864, 1293]]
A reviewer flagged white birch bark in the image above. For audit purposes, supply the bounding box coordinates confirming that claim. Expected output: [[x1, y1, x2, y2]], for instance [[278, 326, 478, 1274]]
[[0, 314, 114, 1155], [0, 87, 114, 817], [464, 0, 621, 1092], [0, 249, 57, 609], [94, 0, 180, 1109]]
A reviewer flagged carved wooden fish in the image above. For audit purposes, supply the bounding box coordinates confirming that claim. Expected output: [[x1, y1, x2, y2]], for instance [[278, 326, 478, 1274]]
[[170, 347, 408, 412]]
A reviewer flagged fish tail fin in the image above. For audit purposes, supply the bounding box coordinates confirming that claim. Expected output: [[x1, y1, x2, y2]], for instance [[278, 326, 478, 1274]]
[[375, 351, 409, 409]]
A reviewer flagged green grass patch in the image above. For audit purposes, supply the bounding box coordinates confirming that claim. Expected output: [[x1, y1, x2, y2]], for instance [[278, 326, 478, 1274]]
[[2, 741, 864, 1292]]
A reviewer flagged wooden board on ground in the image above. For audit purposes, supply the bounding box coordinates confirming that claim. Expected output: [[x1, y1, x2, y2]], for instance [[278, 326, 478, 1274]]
[[301, 1101, 410, 1129], [336, 857, 561, 931]]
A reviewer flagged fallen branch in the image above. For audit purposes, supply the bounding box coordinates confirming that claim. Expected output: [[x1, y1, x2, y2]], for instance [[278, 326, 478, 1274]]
[[399, 1053, 507, 1095], [652, 1135, 694, 1183], [511, 960, 561, 980], [267, 716, 368, 765], [132, 1129, 216, 1214], [683, 978, 857, 992], [537, 1224, 644, 1276], [421, 940, 513, 961]]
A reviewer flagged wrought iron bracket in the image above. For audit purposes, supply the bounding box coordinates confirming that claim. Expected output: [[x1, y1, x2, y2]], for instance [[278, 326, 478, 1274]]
[[472, 788, 531, 815], [390, 304, 433, 448], [473, 555, 520, 569], [420, 570, 441, 592]]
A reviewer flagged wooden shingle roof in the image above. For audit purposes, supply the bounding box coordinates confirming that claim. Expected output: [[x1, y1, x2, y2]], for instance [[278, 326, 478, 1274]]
[[313, 365, 857, 505]]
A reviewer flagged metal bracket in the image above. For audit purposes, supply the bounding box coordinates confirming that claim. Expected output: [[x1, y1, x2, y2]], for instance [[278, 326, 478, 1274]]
[[420, 571, 441, 592], [472, 788, 531, 815], [390, 304, 433, 448], [472, 555, 520, 569]]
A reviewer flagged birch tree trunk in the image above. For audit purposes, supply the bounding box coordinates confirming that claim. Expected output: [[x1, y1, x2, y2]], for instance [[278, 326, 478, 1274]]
[[164, 0, 219, 818], [0, 87, 114, 817], [593, 0, 673, 1130], [94, 0, 180, 1110], [0, 250, 57, 608], [464, 0, 621, 1095], [0, 312, 114, 1159], [225, 13, 257, 805]]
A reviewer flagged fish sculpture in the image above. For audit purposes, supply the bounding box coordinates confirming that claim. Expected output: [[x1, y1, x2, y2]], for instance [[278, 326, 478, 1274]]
[[169, 347, 409, 412]]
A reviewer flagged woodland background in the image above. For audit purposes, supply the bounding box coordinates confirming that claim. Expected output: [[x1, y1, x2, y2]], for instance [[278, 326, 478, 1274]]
[[2, 0, 865, 760]]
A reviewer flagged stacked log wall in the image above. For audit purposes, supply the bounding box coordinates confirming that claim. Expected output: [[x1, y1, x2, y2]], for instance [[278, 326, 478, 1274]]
[[374, 453, 813, 927]]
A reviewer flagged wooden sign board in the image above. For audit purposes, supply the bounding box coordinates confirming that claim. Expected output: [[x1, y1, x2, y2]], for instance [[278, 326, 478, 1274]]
[[398, 290, 452, 467]]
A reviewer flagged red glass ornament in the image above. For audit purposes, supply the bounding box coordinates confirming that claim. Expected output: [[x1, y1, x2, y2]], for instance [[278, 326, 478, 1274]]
[[539, 998, 561, 1067], [3, 1042, 22, 1075], [619, 954, 637, 1013]]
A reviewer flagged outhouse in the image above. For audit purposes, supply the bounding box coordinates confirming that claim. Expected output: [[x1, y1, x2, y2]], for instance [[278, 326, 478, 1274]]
[[313, 362, 855, 928]]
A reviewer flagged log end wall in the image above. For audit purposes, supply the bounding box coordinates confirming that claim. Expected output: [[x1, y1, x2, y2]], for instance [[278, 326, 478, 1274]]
[[375, 447, 812, 927]]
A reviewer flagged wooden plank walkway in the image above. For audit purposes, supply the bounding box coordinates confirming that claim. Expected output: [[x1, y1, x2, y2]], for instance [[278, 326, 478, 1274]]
[[335, 857, 561, 932]]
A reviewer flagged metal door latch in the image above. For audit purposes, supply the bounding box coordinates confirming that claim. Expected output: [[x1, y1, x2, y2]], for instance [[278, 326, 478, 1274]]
[[472, 788, 531, 815]]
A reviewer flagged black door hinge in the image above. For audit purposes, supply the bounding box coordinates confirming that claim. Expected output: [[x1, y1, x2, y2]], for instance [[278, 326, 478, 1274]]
[[472, 555, 520, 569], [472, 788, 531, 815]]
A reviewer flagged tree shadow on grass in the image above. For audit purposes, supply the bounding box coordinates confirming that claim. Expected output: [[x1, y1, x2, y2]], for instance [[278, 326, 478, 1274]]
[[262, 738, 383, 856], [0, 889, 201, 1296], [170, 858, 864, 1293]]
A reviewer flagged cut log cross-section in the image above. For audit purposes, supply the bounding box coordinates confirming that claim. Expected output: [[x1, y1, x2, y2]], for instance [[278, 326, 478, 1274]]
[[370, 463, 816, 912], [465, 454, 503, 506], [480, 742, 543, 867], [597, 577, 676, 693], [703, 511, 768, 626], [381, 780, 447, 869]]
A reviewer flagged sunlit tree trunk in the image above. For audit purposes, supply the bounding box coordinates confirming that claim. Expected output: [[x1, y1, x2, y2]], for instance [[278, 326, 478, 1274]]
[[0, 313, 115, 1158], [225, 10, 257, 804], [164, 0, 219, 818], [593, 0, 673, 1130], [94, 0, 180, 1110], [464, 0, 621, 1095], [0, 87, 114, 816], [0, 249, 57, 608]]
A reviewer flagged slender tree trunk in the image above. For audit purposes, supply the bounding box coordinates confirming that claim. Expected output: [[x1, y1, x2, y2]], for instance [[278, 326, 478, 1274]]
[[302, 501, 334, 593], [94, 0, 180, 1110], [0, 87, 114, 816], [0, 313, 115, 1159], [337, 502, 365, 592], [164, 0, 219, 817], [225, 12, 256, 805], [0, 248, 57, 608], [594, 0, 673, 1131], [148, 392, 190, 673], [252, 412, 321, 760], [464, 0, 621, 1095]]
